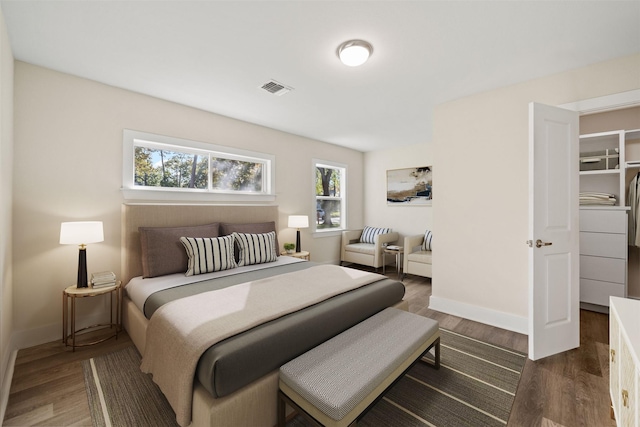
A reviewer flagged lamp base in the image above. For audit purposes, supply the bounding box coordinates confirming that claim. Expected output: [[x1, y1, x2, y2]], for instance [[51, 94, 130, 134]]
[[296, 230, 301, 253], [77, 248, 88, 288]]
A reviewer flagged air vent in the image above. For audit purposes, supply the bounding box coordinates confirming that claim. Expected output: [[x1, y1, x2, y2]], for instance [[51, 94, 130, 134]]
[[260, 80, 293, 96]]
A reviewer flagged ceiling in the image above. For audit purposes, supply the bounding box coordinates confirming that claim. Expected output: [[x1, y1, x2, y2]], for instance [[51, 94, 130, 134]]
[[1, 1, 639, 152]]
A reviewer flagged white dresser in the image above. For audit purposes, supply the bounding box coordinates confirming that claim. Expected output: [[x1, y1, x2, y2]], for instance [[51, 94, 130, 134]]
[[579, 207, 628, 308], [610, 297, 640, 426]]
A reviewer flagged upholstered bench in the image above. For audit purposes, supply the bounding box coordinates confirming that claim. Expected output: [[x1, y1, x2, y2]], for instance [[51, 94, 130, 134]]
[[277, 308, 440, 427]]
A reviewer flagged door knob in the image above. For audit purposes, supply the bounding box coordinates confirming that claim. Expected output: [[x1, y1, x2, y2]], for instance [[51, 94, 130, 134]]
[[526, 239, 553, 248], [535, 239, 552, 248]]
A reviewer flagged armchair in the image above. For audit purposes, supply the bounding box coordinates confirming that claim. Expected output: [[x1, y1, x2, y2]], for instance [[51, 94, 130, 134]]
[[340, 228, 399, 270], [403, 234, 432, 279]]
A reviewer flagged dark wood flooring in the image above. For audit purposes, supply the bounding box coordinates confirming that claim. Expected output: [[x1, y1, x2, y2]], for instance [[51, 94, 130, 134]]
[[3, 269, 614, 426]]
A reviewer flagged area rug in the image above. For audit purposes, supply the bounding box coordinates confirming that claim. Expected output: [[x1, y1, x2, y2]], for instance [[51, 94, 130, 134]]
[[83, 329, 526, 427], [359, 328, 527, 427], [82, 346, 178, 427]]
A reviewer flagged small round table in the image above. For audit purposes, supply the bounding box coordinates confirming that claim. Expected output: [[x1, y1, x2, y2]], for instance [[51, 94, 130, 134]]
[[382, 246, 404, 280], [62, 281, 122, 351]]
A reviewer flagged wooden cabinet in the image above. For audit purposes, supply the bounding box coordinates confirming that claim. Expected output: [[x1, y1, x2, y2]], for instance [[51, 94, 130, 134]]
[[610, 297, 640, 426], [579, 207, 628, 307]]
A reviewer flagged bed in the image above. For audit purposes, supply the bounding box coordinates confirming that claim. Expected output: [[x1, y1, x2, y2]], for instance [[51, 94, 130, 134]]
[[120, 204, 407, 427]]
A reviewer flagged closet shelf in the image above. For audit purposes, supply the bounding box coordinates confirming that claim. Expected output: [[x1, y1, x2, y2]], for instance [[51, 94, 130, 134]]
[[579, 169, 620, 176]]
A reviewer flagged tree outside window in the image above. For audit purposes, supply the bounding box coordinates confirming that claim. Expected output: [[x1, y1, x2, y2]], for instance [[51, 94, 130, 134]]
[[134, 145, 266, 193], [315, 162, 346, 230], [135, 147, 208, 189]]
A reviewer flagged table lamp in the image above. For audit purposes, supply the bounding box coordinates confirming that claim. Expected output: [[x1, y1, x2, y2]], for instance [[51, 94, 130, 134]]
[[288, 215, 309, 252], [60, 221, 104, 288]]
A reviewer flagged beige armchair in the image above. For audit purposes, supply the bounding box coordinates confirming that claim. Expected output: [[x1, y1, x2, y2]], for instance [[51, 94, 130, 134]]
[[341, 229, 399, 269], [403, 234, 432, 279]]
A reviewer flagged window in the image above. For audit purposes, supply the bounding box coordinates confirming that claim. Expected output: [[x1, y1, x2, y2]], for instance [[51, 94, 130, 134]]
[[123, 130, 275, 202], [314, 160, 346, 232]]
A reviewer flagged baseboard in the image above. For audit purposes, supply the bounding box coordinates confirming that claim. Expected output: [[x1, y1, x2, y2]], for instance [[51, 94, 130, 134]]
[[429, 296, 528, 335], [11, 311, 110, 351]]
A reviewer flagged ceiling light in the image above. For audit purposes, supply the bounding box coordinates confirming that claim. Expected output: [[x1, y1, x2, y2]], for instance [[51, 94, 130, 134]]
[[337, 40, 373, 67]]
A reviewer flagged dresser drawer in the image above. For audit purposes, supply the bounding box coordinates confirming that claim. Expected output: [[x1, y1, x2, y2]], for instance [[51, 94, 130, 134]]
[[580, 278, 625, 305], [580, 231, 627, 258], [580, 209, 627, 234], [580, 255, 626, 284]]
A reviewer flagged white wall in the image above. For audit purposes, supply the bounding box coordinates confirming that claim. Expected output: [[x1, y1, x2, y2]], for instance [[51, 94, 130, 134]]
[[0, 6, 14, 419], [12, 62, 364, 349], [432, 54, 640, 333], [363, 143, 433, 242]]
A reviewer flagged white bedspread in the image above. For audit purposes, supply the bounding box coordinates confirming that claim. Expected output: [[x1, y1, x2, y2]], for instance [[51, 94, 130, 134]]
[[140, 265, 383, 427]]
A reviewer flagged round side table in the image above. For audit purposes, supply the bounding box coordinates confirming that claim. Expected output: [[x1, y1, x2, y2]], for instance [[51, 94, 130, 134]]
[[62, 281, 122, 351], [382, 247, 404, 280]]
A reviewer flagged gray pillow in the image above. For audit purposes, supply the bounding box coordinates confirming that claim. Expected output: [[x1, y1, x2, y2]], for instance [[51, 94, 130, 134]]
[[139, 223, 220, 278]]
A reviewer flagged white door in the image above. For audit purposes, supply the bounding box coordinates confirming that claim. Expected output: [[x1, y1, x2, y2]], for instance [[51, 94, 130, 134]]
[[528, 102, 580, 361]]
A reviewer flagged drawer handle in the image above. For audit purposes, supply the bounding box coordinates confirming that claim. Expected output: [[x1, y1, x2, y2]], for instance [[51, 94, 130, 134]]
[[611, 349, 616, 363], [622, 389, 629, 407]]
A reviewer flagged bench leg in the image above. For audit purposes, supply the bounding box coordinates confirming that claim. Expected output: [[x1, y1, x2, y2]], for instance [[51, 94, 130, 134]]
[[420, 337, 441, 369]]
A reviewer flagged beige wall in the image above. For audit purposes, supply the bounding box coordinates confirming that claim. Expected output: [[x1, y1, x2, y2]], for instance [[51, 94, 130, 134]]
[[12, 62, 364, 348], [432, 54, 640, 332], [363, 143, 433, 242], [580, 106, 640, 135], [0, 6, 14, 415]]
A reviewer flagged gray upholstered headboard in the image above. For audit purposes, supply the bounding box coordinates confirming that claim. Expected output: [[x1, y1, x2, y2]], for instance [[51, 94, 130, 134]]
[[121, 204, 279, 285]]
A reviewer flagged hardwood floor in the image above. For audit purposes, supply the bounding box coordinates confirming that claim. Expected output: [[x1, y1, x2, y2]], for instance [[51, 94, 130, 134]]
[[3, 270, 615, 426]]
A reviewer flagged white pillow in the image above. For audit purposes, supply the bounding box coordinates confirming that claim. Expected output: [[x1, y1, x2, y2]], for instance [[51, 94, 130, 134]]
[[360, 226, 392, 244], [180, 235, 237, 276], [233, 231, 278, 266], [422, 230, 433, 251]]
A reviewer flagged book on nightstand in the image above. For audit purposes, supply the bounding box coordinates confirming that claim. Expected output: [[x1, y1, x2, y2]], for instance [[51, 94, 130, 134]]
[[91, 271, 117, 288]]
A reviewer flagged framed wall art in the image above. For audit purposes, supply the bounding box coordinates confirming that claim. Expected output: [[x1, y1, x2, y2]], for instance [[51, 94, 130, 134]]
[[386, 166, 432, 206]]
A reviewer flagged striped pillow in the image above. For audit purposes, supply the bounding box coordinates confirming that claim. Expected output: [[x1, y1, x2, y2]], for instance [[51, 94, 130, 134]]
[[233, 231, 278, 267], [422, 230, 433, 251], [359, 226, 392, 244], [180, 235, 237, 276]]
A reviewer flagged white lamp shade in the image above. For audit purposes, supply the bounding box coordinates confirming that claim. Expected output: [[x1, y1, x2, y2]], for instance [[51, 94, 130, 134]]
[[288, 215, 309, 229], [60, 221, 104, 245]]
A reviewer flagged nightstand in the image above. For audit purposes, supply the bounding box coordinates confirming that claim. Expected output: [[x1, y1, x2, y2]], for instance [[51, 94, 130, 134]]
[[62, 281, 122, 351], [280, 250, 310, 261]]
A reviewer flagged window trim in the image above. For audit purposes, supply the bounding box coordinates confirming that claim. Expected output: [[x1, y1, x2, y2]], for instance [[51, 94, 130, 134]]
[[122, 129, 276, 202], [312, 158, 347, 235]]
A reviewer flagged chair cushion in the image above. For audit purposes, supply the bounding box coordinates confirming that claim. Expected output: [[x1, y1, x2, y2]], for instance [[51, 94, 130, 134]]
[[360, 226, 391, 244], [345, 243, 376, 255], [422, 230, 433, 251], [407, 250, 432, 264]]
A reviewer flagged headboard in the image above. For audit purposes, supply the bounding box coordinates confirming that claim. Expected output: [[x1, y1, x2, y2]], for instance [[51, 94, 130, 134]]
[[121, 204, 279, 285]]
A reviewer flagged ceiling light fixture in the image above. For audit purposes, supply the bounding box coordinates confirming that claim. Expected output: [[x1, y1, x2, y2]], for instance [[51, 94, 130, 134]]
[[337, 40, 373, 67]]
